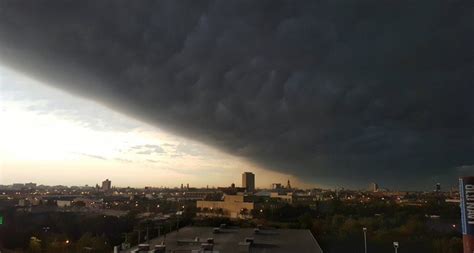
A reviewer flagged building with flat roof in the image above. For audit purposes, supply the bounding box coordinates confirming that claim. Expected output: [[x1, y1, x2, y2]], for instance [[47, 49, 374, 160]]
[[242, 172, 255, 192], [270, 192, 293, 203], [197, 194, 254, 219], [121, 226, 323, 253], [102, 179, 111, 191], [369, 182, 378, 192], [56, 200, 71, 208]]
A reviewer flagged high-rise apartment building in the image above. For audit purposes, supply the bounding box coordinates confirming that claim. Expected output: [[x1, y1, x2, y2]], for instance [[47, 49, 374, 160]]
[[242, 172, 255, 192], [102, 179, 111, 191]]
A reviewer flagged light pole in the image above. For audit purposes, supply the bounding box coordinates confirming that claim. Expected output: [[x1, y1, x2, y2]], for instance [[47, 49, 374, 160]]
[[393, 241, 399, 253], [146, 225, 149, 243], [65, 239, 70, 253], [176, 213, 180, 231], [137, 229, 141, 245], [362, 227, 367, 253], [155, 224, 161, 239]]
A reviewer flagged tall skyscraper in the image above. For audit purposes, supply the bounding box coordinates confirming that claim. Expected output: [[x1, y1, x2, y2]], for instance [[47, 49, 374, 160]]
[[242, 172, 255, 192], [102, 179, 111, 191]]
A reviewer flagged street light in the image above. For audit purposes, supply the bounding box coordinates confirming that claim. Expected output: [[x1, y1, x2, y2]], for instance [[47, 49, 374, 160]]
[[393, 242, 399, 253], [362, 227, 367, 253], [65, 239, 71, 253], [155, 224, 162, 239]]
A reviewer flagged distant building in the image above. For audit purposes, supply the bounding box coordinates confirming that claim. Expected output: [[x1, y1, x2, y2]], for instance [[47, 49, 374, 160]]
[[270, 192, 293, 203], [102, 179, 112, 191], [182, 190, 217, 201], [18, 199, 29, 207], [242, 172, 255, 192], [197, 194, 254, 219], [369, 182, 379, 192], [272, 183, 282, 190], [73, 197, 103, 208], [286, 179, 292, 189], [12, 183, 24, 190], [218, 184, 246, 195], [435, 183, 441, 192], [57, 200, 72, 208], [25, 182, 37, 189]]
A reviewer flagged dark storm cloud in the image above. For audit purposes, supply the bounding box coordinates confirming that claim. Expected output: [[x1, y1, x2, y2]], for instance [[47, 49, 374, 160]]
[[0, 0, 473, 188]]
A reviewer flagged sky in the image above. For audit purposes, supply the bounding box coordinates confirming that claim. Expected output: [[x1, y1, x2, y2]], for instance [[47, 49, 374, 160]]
[[0, 0, 472, 190], [0, 66, 306, 188]]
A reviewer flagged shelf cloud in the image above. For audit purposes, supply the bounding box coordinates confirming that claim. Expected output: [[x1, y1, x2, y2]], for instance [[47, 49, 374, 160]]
[[0, 0, 472, 187]]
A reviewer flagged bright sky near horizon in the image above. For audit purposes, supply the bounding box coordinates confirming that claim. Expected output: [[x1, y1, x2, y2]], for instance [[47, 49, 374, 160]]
[[0, 66, 308, 188]]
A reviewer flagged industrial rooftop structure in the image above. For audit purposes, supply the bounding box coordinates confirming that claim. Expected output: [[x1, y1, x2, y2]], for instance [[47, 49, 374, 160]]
[[122, 226, 323, 253]]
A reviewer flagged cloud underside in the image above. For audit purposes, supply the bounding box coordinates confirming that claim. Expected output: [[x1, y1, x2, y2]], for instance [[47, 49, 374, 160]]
[[0, 0, 473, 187], [130, 144, 165, 155]]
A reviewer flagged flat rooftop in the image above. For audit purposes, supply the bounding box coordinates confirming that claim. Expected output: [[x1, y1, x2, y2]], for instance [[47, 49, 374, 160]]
[[122, 226, 323, 253]]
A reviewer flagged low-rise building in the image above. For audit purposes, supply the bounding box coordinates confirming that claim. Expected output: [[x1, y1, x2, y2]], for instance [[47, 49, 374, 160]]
[[197, 194, 254, 219], [270, 192, 293, 203], [57, 200, 72, 208], [120, 226, 323, 253]]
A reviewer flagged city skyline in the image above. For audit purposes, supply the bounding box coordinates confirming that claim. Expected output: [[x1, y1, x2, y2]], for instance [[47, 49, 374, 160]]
[[0, 0, 472, 190], [0, 65, 469, 191]]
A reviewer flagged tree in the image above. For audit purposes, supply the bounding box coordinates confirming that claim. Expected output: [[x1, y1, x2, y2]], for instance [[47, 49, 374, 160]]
[[298, 213, 313, 229], [75, 233, 109, 253], [28, 237, 41, 253], [432, 237, 462, 253]]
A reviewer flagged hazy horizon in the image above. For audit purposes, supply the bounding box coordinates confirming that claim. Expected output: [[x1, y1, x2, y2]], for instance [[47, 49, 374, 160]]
[[0, 66, 318, 189], [1, 66, 464, 191], [0, 0, 472, 191]]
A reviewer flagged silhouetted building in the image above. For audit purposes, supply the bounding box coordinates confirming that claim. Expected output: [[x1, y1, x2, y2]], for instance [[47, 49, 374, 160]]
[[369, 182, 378, 192], [435, 183, 441, 192], [25, 183, 37, 189], [272, 183, 282, 190], [287, 179, 292, 189], [102, 179, 111, 191], [218, 184, 246, 195], [270, 192, 293, 203], [242, 172, 255, 192]]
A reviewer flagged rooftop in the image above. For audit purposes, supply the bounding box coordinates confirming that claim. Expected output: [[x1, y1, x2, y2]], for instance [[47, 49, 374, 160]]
[[122, 226, 323, 253]]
